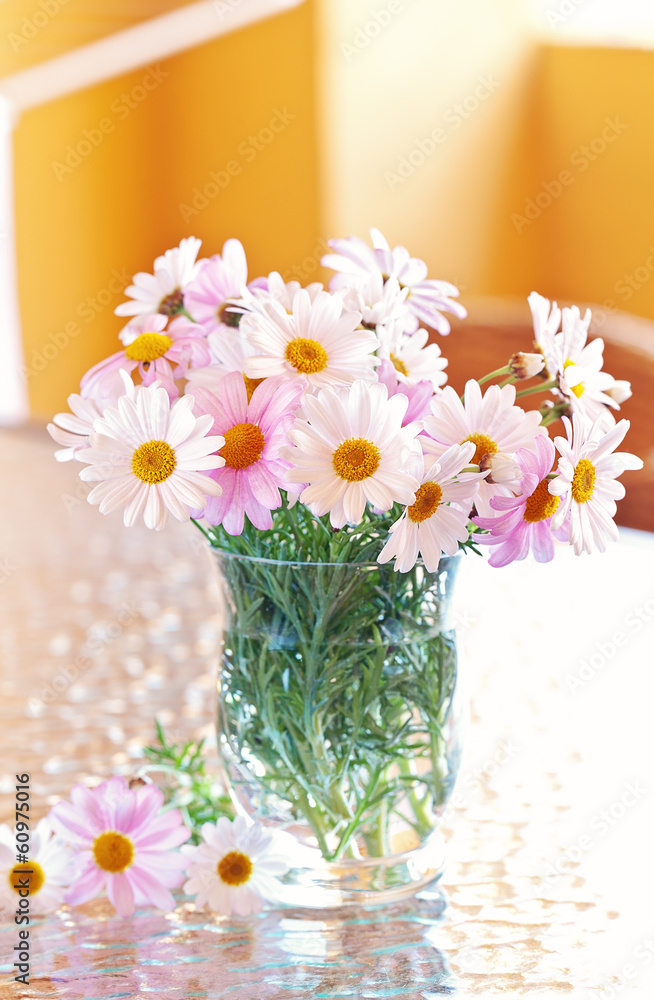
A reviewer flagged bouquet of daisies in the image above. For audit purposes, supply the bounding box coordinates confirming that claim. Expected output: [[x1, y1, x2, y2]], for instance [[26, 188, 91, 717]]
[[48, 231, 642, 865], [49, 229, 641, 565]]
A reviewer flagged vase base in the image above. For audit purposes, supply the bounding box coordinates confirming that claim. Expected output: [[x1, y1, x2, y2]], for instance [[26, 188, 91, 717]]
[[273, 831, 447, 909]]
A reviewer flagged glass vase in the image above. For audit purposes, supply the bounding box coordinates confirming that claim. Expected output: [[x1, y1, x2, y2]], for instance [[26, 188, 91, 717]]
[[212, 548, 463, 908]]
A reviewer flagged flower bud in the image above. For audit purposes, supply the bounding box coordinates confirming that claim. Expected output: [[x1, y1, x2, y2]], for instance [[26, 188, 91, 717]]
[[479, 452, 521, 490], [605, 379, 632, 405], [508, 352, 545, 379]]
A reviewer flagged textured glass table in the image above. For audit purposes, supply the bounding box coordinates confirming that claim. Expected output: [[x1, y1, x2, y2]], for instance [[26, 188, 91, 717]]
[[1, 426, 653, 998]]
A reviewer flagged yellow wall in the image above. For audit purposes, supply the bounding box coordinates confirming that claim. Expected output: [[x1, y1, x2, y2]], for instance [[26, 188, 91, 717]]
[[314, 0, 535, 299], [10, 1, 654, 419], [488, 45, 654, 317], [12, 1, 319, 417]]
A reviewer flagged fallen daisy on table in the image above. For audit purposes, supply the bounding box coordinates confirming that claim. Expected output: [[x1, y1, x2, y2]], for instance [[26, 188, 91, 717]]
[[0, 818, 74, 916], [181, 816, 295, 916], [49, 777, 191, 918]]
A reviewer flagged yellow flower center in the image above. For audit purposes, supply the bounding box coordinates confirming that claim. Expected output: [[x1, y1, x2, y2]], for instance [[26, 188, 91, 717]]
[[131, 440, 177, 483], [390, 353, 408, 377], [407, 481, 443, 523], [462, 433, 498, 466], [124, 333, 173, 363], [564, 358, 584, 398], [93, 832, 134, 873], [523, 478, 560, 523], [217, 850, 253, 886], [220, 422, 265, 469], [9, 862, 45, 896], [332, 438, 381, 482], [285, 337, 328, 375], [243, 374, 265, 403], [571, 458, 596, 504]]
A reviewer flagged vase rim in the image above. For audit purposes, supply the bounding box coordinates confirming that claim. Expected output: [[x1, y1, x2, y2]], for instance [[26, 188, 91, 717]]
[[208, 544, 462, 570]]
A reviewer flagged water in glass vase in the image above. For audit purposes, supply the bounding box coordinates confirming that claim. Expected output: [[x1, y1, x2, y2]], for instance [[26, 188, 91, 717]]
[[211, 544, 463, 909]]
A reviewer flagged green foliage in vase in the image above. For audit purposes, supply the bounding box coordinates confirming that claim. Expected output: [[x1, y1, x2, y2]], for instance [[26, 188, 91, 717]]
[[140, 719, 235, 843], [198, 501, 462, 861]]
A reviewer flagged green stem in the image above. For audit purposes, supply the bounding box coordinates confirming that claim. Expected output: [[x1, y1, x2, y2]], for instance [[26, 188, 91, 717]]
[[515, 378, 557, 398]]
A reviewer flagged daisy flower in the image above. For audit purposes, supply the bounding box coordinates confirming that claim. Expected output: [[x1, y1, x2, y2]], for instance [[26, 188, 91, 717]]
[[191, 372, 304, 535], [183, 238, 249, 334], [548, 414, 643, 555], [321, 227, 466, 334], [77, 383, 225, 531], [552, 306, 628, 424], [528, 291, 561, 377], [115, 236, 202, 322], [474, 435, 568, 567], [49, 777, 191, 918], [181, 816, 293, 916], [341, 272, 411, 336], [283, 380, 421, 528], [423, 379, 546, 516], [377, 326, 448, 391], [378, 442, 486, 573], [47, 372, 131, 462], [81, 315, 211, 401], [241, 288, 377, 389], [0, 818, 74, 915]]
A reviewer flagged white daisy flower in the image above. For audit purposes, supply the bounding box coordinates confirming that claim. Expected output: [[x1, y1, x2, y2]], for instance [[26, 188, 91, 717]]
[[549, 413, 643, 555], [378, 442, 485, 573], [241, 288, 378, 390], [552, 306, 627, 424], [115, 237, 202, 321], [322, 228, 466, 334], [0, 818, 74, 915], [181, 816, 293, 916], [423, 379, 546, 517], [377, 326, 448, 392], [283, 380, 421, 528], [528, 291, 561, 377], [76, 383, 225, 531], [341, 272, 411, 336]]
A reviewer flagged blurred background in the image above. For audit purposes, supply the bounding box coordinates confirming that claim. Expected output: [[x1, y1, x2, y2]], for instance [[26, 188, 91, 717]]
[[1, 0, 653, 524]]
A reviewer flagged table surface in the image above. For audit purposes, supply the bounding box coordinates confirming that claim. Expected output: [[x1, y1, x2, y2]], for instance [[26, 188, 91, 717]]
[[1, 425, 653, 999]]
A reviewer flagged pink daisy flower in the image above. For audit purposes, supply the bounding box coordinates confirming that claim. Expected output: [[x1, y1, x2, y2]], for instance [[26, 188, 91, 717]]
[[49, 777, 191, 917], [184, 238, 250, 334], [423, 379, 546, 517], [81, 315, 211, 401], [321, 227, 466, 334], [192, 371, 304, 535], [474, 435, 568, 567]]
